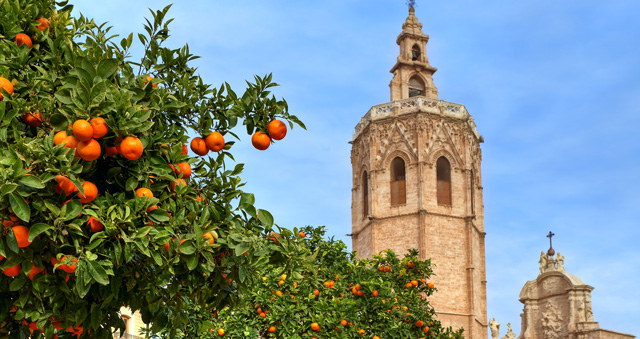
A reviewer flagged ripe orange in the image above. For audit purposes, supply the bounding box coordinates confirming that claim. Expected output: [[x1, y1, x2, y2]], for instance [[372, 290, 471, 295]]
[[28, 265, 43, 280], [174, 162, 191, 178], [411, 280, 419, 287], [171, 178, 186, 192], [22, 111, 43, 127], [373, 336, 380, 339], [267, 120, 287, 140], [205, 132, 225, 152], [36, 17, 50, 31], [2, 264, 21, 277], [415, 320, 424, 328], [14, 33, 32, 48], [190, 137, 208, 156], [55, 175, 78, 196], [12, 225, 31, 248], [203, 232, 216, 245], [218, 328, 225, 336], [299, 231, 305, 237], [53, 131, 68, 145], [63, 135, 78, 150], [145, 76, 157, 88], [0, 77, 14, 100], [251, 132, 271, 150], [2, 214, 20, 228], [372, 290, 378, 297], [427, 282, 435, 288], [407, 261, 414, 268], [181, 143, 188, 155], [105, 146, 118, 156], [77, 139, 101, 161], [136, 187, 153, 199], [310, 323, 320, 332], [120, 136, 143, 160], [72, 119, 93, 141], [268, 326, 276, 333], [313, 289, 319, 296], [79, 181, 97, 203], [59, 255, 77, 273], [87, 216, 103, 232], [90, 117, 108, 139]]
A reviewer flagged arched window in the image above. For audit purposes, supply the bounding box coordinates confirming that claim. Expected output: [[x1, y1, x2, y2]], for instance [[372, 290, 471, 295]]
[[390, 157, 406, 205], [437, 157, 451, 205], [411, 44, 421, 61], [408, 76, 425, 97], [362, 171, 369, 218]]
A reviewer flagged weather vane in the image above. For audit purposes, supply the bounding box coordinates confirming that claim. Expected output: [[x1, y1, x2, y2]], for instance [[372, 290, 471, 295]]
[[407, 0, 416, 10]]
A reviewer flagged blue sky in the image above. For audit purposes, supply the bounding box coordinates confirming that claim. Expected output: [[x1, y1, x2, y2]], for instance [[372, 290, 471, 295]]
[[72, 1, 640, 336]]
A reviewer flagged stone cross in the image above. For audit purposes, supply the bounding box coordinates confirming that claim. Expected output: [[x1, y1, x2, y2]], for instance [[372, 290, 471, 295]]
[[407, 0, 417, 9], [546, 231, 555, 256]]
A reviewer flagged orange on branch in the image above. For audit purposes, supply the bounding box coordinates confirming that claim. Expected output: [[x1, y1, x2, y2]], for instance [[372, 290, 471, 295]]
[[190, 137, 208, 156], [0, 77, 14, 100], [171, 178, 186, 192], [77, 139, 101, 161], [79, 181, 97, 203], [12, 225, 31, 248], [174, 162, 191, 178], [251, 132, 271, 150], [14, 33, 32, 48], [105, 146, 118, 156], [120, 136, 143, 160], [53, 131, 67, 145], [22, 111, 43, 127], [35, 17, 50, 31], [87, 216, 103, 232], [90, 117, 108, 139], [205, 132, 225, 152], [2, 264, 21, 277], [267, 120, 287, 140], [72, 120, 93, 141], [136, 187, 153, 199], [28, 265, 43, 280]]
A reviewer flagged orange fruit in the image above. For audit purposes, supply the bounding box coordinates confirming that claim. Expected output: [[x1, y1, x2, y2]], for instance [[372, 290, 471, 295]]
[[136, 187, 153, 199], [203, 232, 216, 245], [205, 132, 225, 152], [217, 328, 225, 336], [22, 111, 43, 127], [79, 181, 97, 203], [90, 117, 108, 139], [120, 136, 143, 160], [313, 289, 319, 296], [299, 231, 305, 237], [311, 323, 320, 332], [190, 137, 208, 156], [59, 255, 77, 273], [415, 320, 424, 328], [267, 120, 287, 140], [163, 241, 171, 253], [35, 17, 50, 31], [63, 135, 78, 150], [87, 216, 103, 232], [72, 119, 93, 141], [171, 178, 186, 192], [105, 146, 118, 157], [411, 280, 418, 287], [174, 162, 191, 178], [12, 225, 31, 248], [0, 77, 14, 100], [55, 175, 78, 196], [77, 139, 101, 161], [372, 290, 378, 297], [2, 264, 21, 277], [145, 76, 157, 88], [146, 205, 158, 212], [251, 132, 271, 150], [340, 320, 347, 326], [28, 265, 43, 280], [181, 143, 188, 155], [427, 282, 435, 288], [14, 33, 32, 48], [407, 261, 414, 268], [268, 326, 276, 333], [53, 131, 68, 145], [373, 336, 380, 339], [2, 214, 20, 228]]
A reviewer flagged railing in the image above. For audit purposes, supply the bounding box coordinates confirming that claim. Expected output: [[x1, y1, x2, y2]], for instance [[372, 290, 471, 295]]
[[353, 97, 478, 140]]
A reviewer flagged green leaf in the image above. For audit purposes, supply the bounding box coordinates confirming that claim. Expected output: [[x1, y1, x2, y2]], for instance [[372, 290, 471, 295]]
[[9, 193, 29, 223], [257, 209, 274, 228], [186, 255, 197, 270], [18, 175, 44, 189], [234, 242, 251, 257], [0, 183, 18, 197], [88, 261, 109, 285], [238, 193, 255, 210], [97, 58, 119, 79], [6, 230, 18, 253], [64, 200, 82, 221], [149, 209, 169, 222], [10, 277, 26, 291], [28, 223, 52, 242], [125, 177, 137, 191], [178, 240, 195, 255]]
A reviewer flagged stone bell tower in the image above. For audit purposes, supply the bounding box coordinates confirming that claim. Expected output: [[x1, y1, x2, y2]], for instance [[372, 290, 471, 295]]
[[350, 6, 487, 339]]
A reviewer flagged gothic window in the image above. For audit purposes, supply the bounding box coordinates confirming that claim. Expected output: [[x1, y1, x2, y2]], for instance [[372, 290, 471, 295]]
[[390, 157, 406, 205], [362, 171, 369, 218], [408, 76, 425, 97], [437, 157, 452, 205], [411, 44, 421, 61]]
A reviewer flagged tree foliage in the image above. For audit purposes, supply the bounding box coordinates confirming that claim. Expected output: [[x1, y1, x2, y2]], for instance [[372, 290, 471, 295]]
[[158, 226, 464, 339], [0, 1, 303, 338]]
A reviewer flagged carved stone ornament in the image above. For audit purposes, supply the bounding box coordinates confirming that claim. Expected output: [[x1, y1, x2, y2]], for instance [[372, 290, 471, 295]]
[[541, 302, 563, 339], [489, 318, 500, 339], [500, 323, 516, 339]]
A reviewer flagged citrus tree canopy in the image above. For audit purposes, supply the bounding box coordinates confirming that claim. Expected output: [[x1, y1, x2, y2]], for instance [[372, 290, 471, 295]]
[[0, 0, 304, 338], [157, 226, 465, 339]]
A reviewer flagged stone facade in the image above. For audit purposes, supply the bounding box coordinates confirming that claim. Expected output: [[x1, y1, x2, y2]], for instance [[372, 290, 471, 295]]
[[514, 253, 635, 339], [350, 8, 487, 339]]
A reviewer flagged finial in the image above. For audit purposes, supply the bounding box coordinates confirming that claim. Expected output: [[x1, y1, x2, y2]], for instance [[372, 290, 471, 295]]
[[546, 231, 555, 256], [407, 0, 416, 10]]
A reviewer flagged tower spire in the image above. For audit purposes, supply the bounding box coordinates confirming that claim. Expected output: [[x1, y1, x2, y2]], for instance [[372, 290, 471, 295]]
[[389, 6, 438, 101]]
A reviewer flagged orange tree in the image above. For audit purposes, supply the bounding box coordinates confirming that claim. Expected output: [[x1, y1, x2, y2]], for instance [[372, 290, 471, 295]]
[[159, 226, 465, 339], [0, 1, 304, 338]]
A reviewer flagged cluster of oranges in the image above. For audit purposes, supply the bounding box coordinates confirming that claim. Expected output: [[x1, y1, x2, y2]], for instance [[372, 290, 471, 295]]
[[190, 131, 224, 156], [251, 119, 287, 151]]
